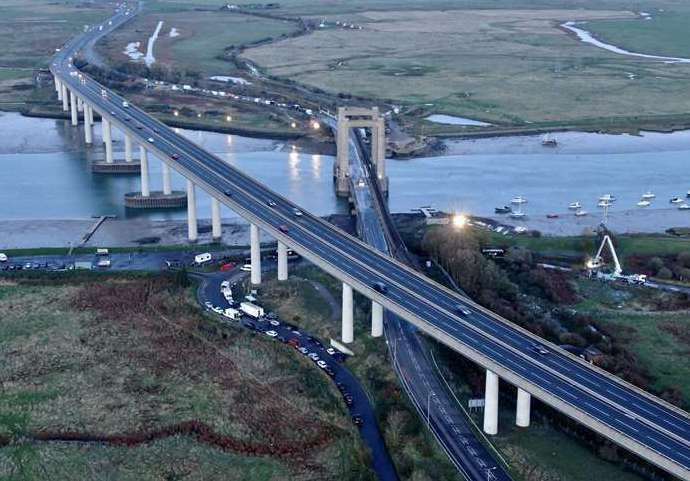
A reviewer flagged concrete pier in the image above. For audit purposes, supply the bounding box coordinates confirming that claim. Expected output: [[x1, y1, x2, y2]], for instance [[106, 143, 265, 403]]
[[87, 104, 94, 126], [516, 388, 531, 428], [77, 96, 84, 112], [102, 117, 113, 164], [139, 146, 150, 197], [211, 198, 222, 240], [186, 179, 198, 242], [70, 90, 78, 126], [84, 107, 93, 144], [56, 80, 63, 101], [124, 135, 133, 163], [250, 224, 261, 285], [371, 301, 383, 337], [61, 84, 69, 111], [342, 283, 354, 343], [277, 241, 288, 281], [483, 370, 499, 435], [162, 162, 172, 195]]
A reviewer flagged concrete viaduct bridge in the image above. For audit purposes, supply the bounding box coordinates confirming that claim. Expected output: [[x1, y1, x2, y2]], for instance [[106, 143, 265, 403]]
[[51, 4, 690, 479]]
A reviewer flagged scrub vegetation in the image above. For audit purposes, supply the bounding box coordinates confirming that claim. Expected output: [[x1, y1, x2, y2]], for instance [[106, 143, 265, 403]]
[[0, 274, 369, 480]]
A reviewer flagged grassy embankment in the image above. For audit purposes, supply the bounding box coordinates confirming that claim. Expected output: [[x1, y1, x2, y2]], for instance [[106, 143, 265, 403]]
[[0, 273, 371, 480]]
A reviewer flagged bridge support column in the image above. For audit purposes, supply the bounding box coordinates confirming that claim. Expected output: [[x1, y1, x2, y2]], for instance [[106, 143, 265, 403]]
[[342, 283, 354, 343], [371, 301, 383, 337], [88, 103, 94, 126], [374, 117, 387, 186], [483, 370, 499, 435], [124, 134, 133, 163], [277, 241, 288, 281], [84, 106, 93, 144], [335, 108, 350, 196], [70, 90, 78, 126], [211, 198, 222, 241], [102, 117, 113, 163], [516, 388, 531, 428], [77, 96, 84, 112], [162, 162, 172, 195], [61, 84, 69, 111], [186, 179, 198, 242], [139, 146, 150, 197], [250, 224, 261, 285], [56, 80, 63, 101]]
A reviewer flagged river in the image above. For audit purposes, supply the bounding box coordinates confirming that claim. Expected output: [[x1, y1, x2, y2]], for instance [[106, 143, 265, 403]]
[[2, 112, 690, 239]]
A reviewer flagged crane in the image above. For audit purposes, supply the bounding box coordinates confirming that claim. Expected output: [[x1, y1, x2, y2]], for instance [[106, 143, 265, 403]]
[[586, 235, 646, 285]]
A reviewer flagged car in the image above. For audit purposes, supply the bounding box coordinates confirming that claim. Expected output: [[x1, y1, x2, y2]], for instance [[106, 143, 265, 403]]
[[171, 153, 180, 160], [240, 264, 251, 272], [278, 225, 289, 233], [100, 89, 107, 98], [287, 339, 300, 348], [454, 304, 471, 317], [352, 416, 363, 426], [110, 111, 116, 116], [265, 330, 278, 337], [136, 124, 143, 130], [308, 353, 319, 361], [298, 347, 309, 355], [122, 100, 129, 108], [124, 116, 131, 121], [532, 343, 549, 355], [268, 319, 280, 326], [372, 281, 388, 294], [224, 189, 233, 197], [326, 347, 337, 356], [293, 208, 303, 217], [204, 301, 212, 309], [344, 395, 354, 406], [267, 200, 277, 207], [147, 137, 154, 143], [0, 253, 7, 262], [317, 360, 327, 369]]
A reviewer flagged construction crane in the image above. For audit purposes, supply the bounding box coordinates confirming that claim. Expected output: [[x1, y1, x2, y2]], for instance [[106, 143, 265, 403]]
[[586, 235, 647, 285]]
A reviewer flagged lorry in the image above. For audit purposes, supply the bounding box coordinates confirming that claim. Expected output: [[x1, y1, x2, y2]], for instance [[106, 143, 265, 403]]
[[240, 302, 264, 319], [96, 248, 109, 256], [223, 308, 242, 321]]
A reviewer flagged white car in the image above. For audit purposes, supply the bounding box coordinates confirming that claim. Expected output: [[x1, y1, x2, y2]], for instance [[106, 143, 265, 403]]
[[326, 347, 337, 356], [317, 360, 327, 369], [308, 353, 320, 361], [212, 306, 223, 314], [204, 301, 212, 309], [147, 137, 154, 143], [0, 253, 7, 262], [240, 264, 251, 272], [122, 100, 129, 108], [265, 330, 278, 337], [268, 320, 280, 326]]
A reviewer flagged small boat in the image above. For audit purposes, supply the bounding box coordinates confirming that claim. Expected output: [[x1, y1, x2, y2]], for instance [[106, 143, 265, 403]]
[[679, 204, 690, 210], [597, 201, 611, 208], [574, 210, 588, 217], [670, 197, 684, 204], [546, 213, 559, 219], [686, 190, 690, 198], [637, 200, 651, 207], [641, 191, 656, 200], [541, 133, 558, 147], [599, 194, 616, 202], [495, 205, 512, 214], [568, 201, 581, 210], [510, 211, 527, 219], [511, 196, 527, 204]]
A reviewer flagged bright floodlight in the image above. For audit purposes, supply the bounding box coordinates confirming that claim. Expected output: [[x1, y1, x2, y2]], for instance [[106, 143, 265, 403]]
[[226, 115, 232, 122], [452, 213, 468, 228], [173, 110, 179, 117], [312, 121, 320, 130]]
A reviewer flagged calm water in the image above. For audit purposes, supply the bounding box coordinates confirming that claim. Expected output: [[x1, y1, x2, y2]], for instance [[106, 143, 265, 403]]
[[0, 112, 347, 221], [3, 112, 690, 228]]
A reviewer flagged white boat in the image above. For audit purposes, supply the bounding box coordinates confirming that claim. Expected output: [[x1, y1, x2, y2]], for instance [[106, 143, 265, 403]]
[[679, 204, 690, 210], [574, 209, 588, 217], [568, 201, 581, 210], [511, 196, 528, 204], [599, 194, 616, 202], [637, 200, 651, 207], [541, 133, 558, 147], [509, 211, 527, 219], [597, 201, 611, 208], [670, 197, 684, 204], [686, 190, 690, 198], [641, 191, 656, 200]]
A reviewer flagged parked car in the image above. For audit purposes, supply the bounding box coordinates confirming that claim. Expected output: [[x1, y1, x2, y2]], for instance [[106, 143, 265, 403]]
[[265, 330, 278, 337]]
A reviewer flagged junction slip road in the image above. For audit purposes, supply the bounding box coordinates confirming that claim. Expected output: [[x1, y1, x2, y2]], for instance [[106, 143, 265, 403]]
[[52, 3, 690, 478]]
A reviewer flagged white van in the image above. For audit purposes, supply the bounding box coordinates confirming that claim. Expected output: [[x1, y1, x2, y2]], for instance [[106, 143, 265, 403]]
[[96, 248, 109, 256], [240, 264, 251, 272], [194, 253, 212, 265]]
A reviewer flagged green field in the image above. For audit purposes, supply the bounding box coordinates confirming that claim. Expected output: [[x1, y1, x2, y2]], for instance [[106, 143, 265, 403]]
[[0, 275, 369, 480], [237, 0, 690, 127]]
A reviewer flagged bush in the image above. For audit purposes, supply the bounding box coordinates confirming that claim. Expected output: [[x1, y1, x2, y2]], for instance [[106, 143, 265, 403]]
[[657, 267, 673, 279]]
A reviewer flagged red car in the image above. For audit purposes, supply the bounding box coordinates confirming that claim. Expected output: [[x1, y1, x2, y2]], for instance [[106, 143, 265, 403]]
[[219, 262, 235, 272]]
